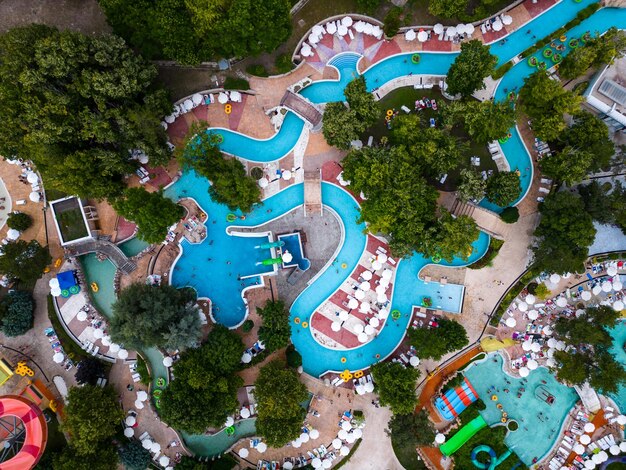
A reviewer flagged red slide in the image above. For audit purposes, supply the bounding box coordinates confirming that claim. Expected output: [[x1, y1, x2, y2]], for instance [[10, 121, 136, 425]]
[[0, 395, 47, 470]]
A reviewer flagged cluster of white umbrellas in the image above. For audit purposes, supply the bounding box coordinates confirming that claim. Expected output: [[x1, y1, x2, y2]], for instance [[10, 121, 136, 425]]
[[324, 427, 362, 465], [436, 23, 475, 39], [24, 171, 41, 202], [404, 29, 429, 42], [300, 18, 382, 57], [354, 381, 375, 395], [49, 277, 62, 297]]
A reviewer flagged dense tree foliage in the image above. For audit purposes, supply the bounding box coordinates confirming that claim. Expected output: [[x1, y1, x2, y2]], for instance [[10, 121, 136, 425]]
[[371, 361, 420, 414], [356, 0, 382, 14], [175, 455, 238, 470], [500, 206, 520, 224], [554, 306, 626, 394], [0, 25, 171, 199], [408, 319, 469, 360], [62, 385, 123, 457], [0, 240, 50, 284], [387, 410, 436, 448], [160, 325, 244, 433], [99, 0, 292, 64], [519, 71, 583, 142], [54, 445, 118, 470], [446, 40, 497, 98], [443, 100, 517, 144], [579, 180, 626, 234], [0, 290, 35, 337], [540, 147, 594, 186], [457, 169, 487, 202], [119, 440, 152, 470], [421, 213, 479, 262], [532, 192, 596, 274], [485, 171, 521, 207], [75, 357, 105, 386], [6, 212, 32, 232], [257, 300, 291, 352], [110, 283, 201, 351], [113, 188, 184, 243], [428, 0, 469, 19], [178, 126, 261, 212], [254, 361, 308, 447], [560, 112, 614, 172], [559, 27, 626, 79]]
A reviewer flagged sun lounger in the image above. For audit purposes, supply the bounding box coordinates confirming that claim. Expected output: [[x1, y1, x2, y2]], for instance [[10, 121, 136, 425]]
[[400, 353, 409, 364], [332, 377, 342, 386], [91, 345, 99, 356], [401, 105, 411, 114], [367, 136, 373, 147], [132, 373, 141, 382], [539, 187, 550, 194], [16, 199, 26, 205]]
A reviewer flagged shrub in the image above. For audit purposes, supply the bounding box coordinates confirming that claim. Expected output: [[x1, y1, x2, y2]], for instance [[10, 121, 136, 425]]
[[245, 64, 268, 77], [383, 8, 402, 38], [223, 77, 250, 90], [136, 356, 150, 385], [468, 238, 503, 270], [274, 54, 294, 74], [250, 167, 264, 179], [7, 212, 33, 231], [527, 282, 538, 294], [242, 319, 254, 333], [492, 62, 513, 80], [535, 283, 551, 299], [0, 290, 35, 336], [286, 344, 302, 368], [500, 206, 519, 224]]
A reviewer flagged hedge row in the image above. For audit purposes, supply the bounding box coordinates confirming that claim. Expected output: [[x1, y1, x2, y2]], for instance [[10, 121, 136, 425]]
[[489, 267, 540, 326]]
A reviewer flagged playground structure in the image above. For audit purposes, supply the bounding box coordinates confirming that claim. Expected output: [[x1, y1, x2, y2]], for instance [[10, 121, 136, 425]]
[[440, 415, 487, 456], [0, 395, 47, 469], [435, 377, 479, 420]]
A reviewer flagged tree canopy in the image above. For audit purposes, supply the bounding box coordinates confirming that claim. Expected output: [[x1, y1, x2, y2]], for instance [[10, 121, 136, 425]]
[[446, 40, 497, 98], [485, 171, 521, 207], [75, 357, 105, 386], [113, 188, 184, 243], [371, 361, 420, 414], [387, 410, 436, 448], [119, 440, 152, 470], [532, 192, 596, 274], [0, 240, 50, 284], [99, 0, 292, 65], [110, 283, 201, 351], [160, 325, 244, 433], [443, 100, 517, 144], [559, 27, 626, 79], [560, 112, 614, 172], [428, 0, 469, 19], [6, 212, 32, 232], [457, 169, 487, 202], [0, 25, 171, 199], [408, 319, 469, 360], [579, 180, 626, 234], [421, 213, 479, 262], [519, 71, 583, 142], [257, 300, 291, 353], [254, 361, 308, 447], [0, 290, 35, 337], [540, 146, 594, 186], [54, 445, 118, 470], [178, 126, 261, 212], [62, 385, 124, 457]]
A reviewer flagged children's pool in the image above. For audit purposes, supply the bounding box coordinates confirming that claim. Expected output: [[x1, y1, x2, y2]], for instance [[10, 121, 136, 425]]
[[278, 232, 311, 271], [181, 419, 257, 457], [464, 353, 578, 466], [118, 236, 149, 257]]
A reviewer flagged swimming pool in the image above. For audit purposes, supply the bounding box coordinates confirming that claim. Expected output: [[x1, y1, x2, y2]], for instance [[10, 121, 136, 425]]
[[464, 353, 578, 466], [118, 236, 149, 257], [181, 419, 257, 457], [300, 52, 361, 103], [278, 232, 311, 271], [608, 320, 626, 413]]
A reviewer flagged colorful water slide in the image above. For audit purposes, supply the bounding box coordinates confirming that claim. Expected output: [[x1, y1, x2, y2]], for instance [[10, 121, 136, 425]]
[[0, 395, 47, 469], [261, 257, 283, 266], [440, 415, 488, 457], [258, 240, 285, 249], [471, 445, 513, 470], [435, 377, 479, 421]]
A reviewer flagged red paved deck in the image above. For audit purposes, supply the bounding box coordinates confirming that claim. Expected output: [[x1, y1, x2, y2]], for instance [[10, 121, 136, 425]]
[[191, 104, 209, 122], [166, 115, 190, 144], [524, 0, 557, 18], [146, 165, 173, 190], [422, 39, 453, 52], [310, 312, 361, 349], [371, 40, 401, 65], [483, 26, 508, 43], [228, 94, 248, 131], [115, 217, 136, 242]]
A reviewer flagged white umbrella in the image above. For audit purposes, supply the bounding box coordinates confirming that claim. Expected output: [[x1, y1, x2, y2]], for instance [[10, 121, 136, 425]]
[[150, 441, 161, 453], [331, 321, 341, 332], [610, 444, 620, 455], [584, 422, 595, 433], [362, 270, 373, 281], [550, 273, 561, 284], [53, 352, 64, 363], [372, 260, 383, 270], [584, 459, 595, 469], [348, 298, 359, 309], [518, 302, 528, 312], [369, 317, 380, 328], [135, 399, 144, 410], [531, 342, 541, 353], [340, 446, 349, 456], [353, 323, 364, 334], [435, 433, 446, 444], [163, 356, 173, 367], [49, 278, 60, 288], [159, 456, 171, 467], [543, 325, 553, 335], [556, 341, 566, 351], [238, 448, 249, 458], [581, 291, 592, 301], [574, 443, 585, 454], [118, 349, 129, 360], [405, 30, 416, 41], [465, 24, 475, 35], [332, 438, 342, 449], [355, 289, 365, 300], [327, 22, 338, 34], [218, 92, 228, 104], [312, 24, 325, 35], [142, 439, 153, 450], [522, 341, 532, 351], [241, 353, 252, 364], [607, 266, 618, 276], [224, 416, 234, 427], [353, 428, 363, 439], [125, 415, 136, 426], [357, 332, 368, 343], [102, 336, 111, 346], [342, 421, 352, 431], [614, 300, 624, 311], [308, 33, 319, 44], [240, 407, 251, 419], [322, 459, 331, 469], [446, 26, 457, 37], [292, 438, 302, 448], [434, 24, 444, 35], [300, 432, 310, 443], [342, 16, 353, 27], [310, 429, 320, 440], [380, 278, 390, 288], [576, 309, 585, 317], [311, 458, 322, 469], [360, 302, 371, 314], [364, 324, 375, 335], [76, 311, 88, 322], [192, 93, 203, 105], [137, 390, 148, 402], [519, 367, 529, 377], [109, 343, 120, 353], [598, 451, 608, 462], [364, 382, 374, 393], [617, 415, 626, 425], [378, 308, 389, 319], [377, 293, 388, 304], [547, 338, 557, 348], [527, 359, 538, 370], [505, 317, 516, 328], [525, 294, 536, 305], [492, 20, 503, 31], [360, 281, 371, 291], [26, 172, 39, 184], [375, 285, 386, 295], [546, 357, 556, 368], [29, 192, 40, 203], [258, 178, 268, 188], [282, 252, 293, 264], [502, 15, 513, 25], [339, 310, 350, 321], [418, 30, 429, 42], [345, 432, 356, 444], [6, 228, 20, 240], [282, 170, 292, 181], [528, 310, 539, 320], [456, 24, 466, 34], [165, 114, 175, 124], [592, 454, 602, 465], [410, 356, 420, 367], [602, 281, 612, 293], [382, 269, 392, 280], [593, 285, 602, 296], [93, 328, 104, 339], [300, 44, 313, 57], [124, 427, 134, 438], [338, 25, 348, 36], [183, 99, 193, 111], [580, 434, 591, 445], [377, 253, 388, 263], [613, 281, 623, 292], [338, 429, 348, 440], [556, 297, 568, 308]]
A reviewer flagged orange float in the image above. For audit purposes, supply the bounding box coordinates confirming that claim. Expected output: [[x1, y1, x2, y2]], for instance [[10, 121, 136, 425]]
[[224, 104, 232, 114]]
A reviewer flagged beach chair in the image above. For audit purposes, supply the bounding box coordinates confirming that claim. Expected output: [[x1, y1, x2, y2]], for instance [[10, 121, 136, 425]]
[[139, 432, 149, 441], [91, 346, 99, 356], [400, 354, 409, 364], [539, 187, 550, 194], [16, 200, 26, 205], [132, 373, 141, 382]]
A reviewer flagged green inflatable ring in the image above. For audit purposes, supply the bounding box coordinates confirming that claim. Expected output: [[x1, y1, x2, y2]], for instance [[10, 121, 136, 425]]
[[61, 289, 70, 298], [214, 133, 224, 144], [154, 398, 161, 409], [153, 389, 162, 398], [225, 426, 235, 436], [226, 213, 237, 222], [411, 53, 420, 64], [527, 56, 538, 67], [538, 61, 547, 71], [69, 285, 80, 294], [391, 310, 402, 320], [552, 53, 562, 63], [542, 48, 553, 58], [568, 38, 579, 49], [156, 377, 166, 388], [432, 254, 442, 264]]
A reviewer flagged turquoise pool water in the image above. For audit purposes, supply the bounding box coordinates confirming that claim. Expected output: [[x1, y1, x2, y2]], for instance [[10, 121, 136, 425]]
[[608, 320, 626, 413], [278, 233, 311, 271], [182, 419, 257, 457], [464, 353, 578, 466], [300, 52, 361, 103], [118, 236, 149, 257]]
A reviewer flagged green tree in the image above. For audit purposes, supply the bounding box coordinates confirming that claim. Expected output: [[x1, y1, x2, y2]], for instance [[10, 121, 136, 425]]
[[254, 360, 308, 447], [540, 146, 594, 185], [485, 171, 521, 207], [500, 206, 519, 224], [387, 410, 435, 447], [344, 76, 380, 129], [422, 212, 479, 262], [113, 188, 184, 244], [119, 440, 152, 470], [446, 100, 517, 144], [322, 103, 360, 150], [560, 112, 614, 172], [6, 212, 32, 232], [75, 357, 105, 386], [371, 361, 420, 414], [408, 318, 468, 360], [0, 240, 50, 283], [532, 192, 596, 273], [62, 385, 124, 456], [0, 290, 34, 336], [589, 27, 626, 67], [54, 445, 118, 470], [446, 40, 497, 98], [160, 325, 244, 433], [558, 45, 598, 80], [579, 180, 613, 224], [0, 26, 171, 198], [428, 0, 467, 18], [519, 71, 583, 141], [257, 300, 291, 352], [356, 0, 381, 14], [555, 306, 618, 346], [457, 169, 486, 202], [383, 7, 402, 37], [110, 283, 201, 351]]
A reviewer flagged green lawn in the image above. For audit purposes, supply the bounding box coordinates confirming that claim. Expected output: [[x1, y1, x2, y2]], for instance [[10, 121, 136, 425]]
[[361, 87, 496, 191], [56, 206, 89, 242]]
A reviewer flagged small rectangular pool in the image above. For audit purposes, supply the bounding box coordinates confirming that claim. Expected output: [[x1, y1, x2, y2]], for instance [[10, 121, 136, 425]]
[[418, 278, 465, 314], [278, 232, 310, 271]]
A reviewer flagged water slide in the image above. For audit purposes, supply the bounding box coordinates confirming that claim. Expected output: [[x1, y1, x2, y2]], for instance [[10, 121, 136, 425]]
[[471, 445, 513, 470], [257, 240, 285, 249], [435, 377, 479, 420], [0, 395, 47, 469], [440, 415, 488, 457], [261, 257, 283, 266]]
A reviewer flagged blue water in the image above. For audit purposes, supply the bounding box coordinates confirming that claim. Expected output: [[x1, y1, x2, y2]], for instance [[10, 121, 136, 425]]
[[464, 353, 578, 466], [300, 52, 361, 103], [118, 236, 149, 257], [608, 320, 626, 413], [278, 233, 311, 271]]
